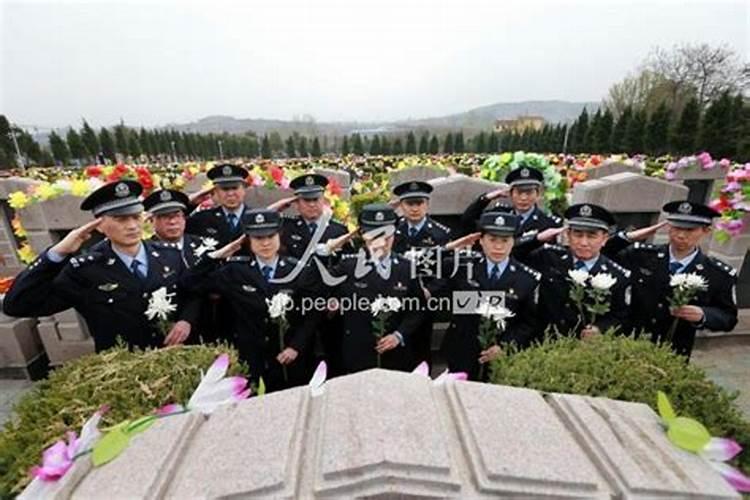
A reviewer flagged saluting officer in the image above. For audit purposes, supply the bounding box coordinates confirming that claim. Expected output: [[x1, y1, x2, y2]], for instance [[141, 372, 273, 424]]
[[431, 210, 540, 381], [322, 204, 425, 373], [603, 201, 737, 358], [180, 209, 318, 392], [185, 163, 251, 247], [459, 166, 562, 240], [515, 203, 630, 339], [3, 180, 198, 351], [143, 188, 210, 267], [391, 180, 450, 368], [269, 172, 354, 377]]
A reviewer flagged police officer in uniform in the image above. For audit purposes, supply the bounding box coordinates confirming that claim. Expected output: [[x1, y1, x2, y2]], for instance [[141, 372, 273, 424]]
[[143, 188, 210, 267], [431, 210, 540, 380], [515, 203, 630, 339], [459, 166, 562, 241], [271, 173, 352, 259], [603, 201, 737, 358], [391, 180, 450, 368], [180, 209, 318, 392], [322, 204, 425, 373], [185, 164, 250, 343], [185, 163, 251, 247], [3, 180, 198, 351], [269, 172, 354, 377]]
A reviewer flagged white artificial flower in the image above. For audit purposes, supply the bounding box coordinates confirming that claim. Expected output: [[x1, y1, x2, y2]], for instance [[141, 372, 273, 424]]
[[144, 287, 177, 321], [684, 273, 708, 290], [568, 269, 590, 286], [371, 296, 401, 316], [669, 273, 688, 287], [590, 272, 617, 290], [475, 301, 515, 331], [266, 292, 293, 319]]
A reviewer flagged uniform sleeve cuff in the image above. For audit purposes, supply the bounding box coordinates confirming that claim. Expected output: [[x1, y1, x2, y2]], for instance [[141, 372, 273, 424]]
[[46, 249, 66, 263], [393, 331, 405, 346]]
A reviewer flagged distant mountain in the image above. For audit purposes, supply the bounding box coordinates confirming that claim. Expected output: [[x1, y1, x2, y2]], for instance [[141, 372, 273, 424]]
[[165, 100, 599, 137]]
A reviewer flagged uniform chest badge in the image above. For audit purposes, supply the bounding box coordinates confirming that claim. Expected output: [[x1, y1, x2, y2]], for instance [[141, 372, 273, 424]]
[[242, 285, 257, 293], [206, 228, 218, 234], [394, 282, 407, 291], [291, 234, 303, 241], [98, 283, 119, 292], [354, 281, 368, 289]]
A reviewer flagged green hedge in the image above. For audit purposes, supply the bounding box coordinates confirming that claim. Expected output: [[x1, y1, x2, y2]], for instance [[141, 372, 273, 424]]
[[491, 334, 750, 475], [0, 345, 246, 498]]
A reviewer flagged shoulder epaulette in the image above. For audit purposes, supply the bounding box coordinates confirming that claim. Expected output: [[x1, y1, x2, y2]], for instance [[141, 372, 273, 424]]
[[606, 258, 631, 278], [227, 256, 251, 262], [516, 262, 542, 281], [341, 253, 360, 260], [550, 214, 563, 225], [282, 213, 299, 221], [633, 241, 659, 251], [707, 256, 738, 277], [429, 218, 451, 234], [542, 243, 567, 254], [151, 241, 181, 251], [70, 251, 103, 269]]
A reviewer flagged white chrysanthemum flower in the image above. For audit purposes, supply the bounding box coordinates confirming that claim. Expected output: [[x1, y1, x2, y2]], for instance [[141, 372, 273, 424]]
[[568, 269, 590, 286], [266, 292, 293, 319], [590, 272, 617, 290], [476, 301, 515, 330], [144, 287, 177, 321]]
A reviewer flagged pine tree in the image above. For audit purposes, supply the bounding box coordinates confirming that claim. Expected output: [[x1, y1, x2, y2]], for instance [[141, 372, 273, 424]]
[[429, 135, 439, 154], [699, 92, 734, 158], [573, 108, 589, 153], [0, 115, 13, 167], [392, 137, 404, 155], [488, 132, 499, 152], [298, 137, 308, 157], [369, 135, 381, 155], [587, 109, 602, 152], [610, 106, 632, 153], [418, 134, 429, 154], [474, 132, 487, 153], [311, 137, 321, 157], [443, 133, 454, 153], [671, 97, 700, 154], [454, 131, 465, 153], [380, 136, 391, 155], [261, 135, 272, 159], [66, 128, 85, 161], [114, 123, 129, 156], [625, 108, 647, 155], [646, 102, 672, 155], [285, 136, 296, 158], [597, 109, 614, 153], [405, 132, 416, 154], [352, 134, 364, 155], [48, 131, 70, 165], [80, 120, 99, 159], [99, 128, 116, 162], [341, 136, 350, 155]]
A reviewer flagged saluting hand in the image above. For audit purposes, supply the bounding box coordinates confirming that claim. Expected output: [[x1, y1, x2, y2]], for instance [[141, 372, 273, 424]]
[[208, 235, 246, 259], [267, 195, 298, 212], [445, 232, 481, 251], [324, 229, 358, 253], [536, 226, 566, 243], [485, 186, 510, 201], [625, 220, 668, 241], [50, 218, 103, 256]]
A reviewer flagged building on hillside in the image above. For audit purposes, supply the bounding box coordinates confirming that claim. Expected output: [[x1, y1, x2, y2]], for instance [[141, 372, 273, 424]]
[[494, 115, 546, 133]]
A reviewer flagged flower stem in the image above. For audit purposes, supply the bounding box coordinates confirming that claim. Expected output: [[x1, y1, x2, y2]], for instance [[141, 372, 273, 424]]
[[664, 317, 680, 345]]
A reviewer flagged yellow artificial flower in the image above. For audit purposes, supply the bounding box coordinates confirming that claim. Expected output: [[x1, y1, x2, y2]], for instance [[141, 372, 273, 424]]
[[8, 191, 29, 209], [11, 216, 26, 238], [173, 176, 186, 189], [141, 219, 155, 240], [70, 179, 90, 197], [201, 180, 214, 191], [17, 243, 37, 265], [189, 166, 200, 176], [34, 182, 57, 201]]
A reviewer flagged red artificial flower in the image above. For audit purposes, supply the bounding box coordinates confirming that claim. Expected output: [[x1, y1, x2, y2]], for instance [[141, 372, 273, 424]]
[[85, 166, 103, 178], [591, 155, 602, 166], [327, 177, 342, 196], [269, 165, 284, 184]]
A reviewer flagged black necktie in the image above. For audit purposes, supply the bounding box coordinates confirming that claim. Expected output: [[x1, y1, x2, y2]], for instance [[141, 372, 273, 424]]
[[574, 260, 587, 270], [409, 227, 418, 238], [227, 213, 237, 229], [669, 261, 682, 275], [262, 265, 273, 281], [309, 222, 317, 234], [489, 264, 500, 282], [131, 259, 146, 281]]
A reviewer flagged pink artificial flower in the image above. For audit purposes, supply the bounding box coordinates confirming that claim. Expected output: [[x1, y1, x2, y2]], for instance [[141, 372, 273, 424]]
[[697, 152, 713, 169], [722, 182, 742, 193], [665, 171, 676, 181], [700, 438, 750, 492], [186, 354, 251, 414], [719, 158, 731, 168], [309, 361, 327, 397]]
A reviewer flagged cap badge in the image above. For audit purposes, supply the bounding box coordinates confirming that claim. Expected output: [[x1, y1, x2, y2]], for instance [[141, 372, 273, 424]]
[[521, 168, 530, 178], [375, 211, 384, 222], [678, 202, 692, 214], [255, 213, 265, 223], [494, 215, 505, 226], [305, 176, 315, 186], [115, 182, 130, 198], [579, 204, 592, 217], [222, 165, 232, 176], [410, 181, 418, 190], [159, 190, 171, 202]]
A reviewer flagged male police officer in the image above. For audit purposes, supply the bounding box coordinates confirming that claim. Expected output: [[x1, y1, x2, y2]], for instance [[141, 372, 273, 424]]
[[460, 166, 561, 239], [515, 203, 630, 339], [186, 163, 250, 246], [391, 180, 450, 367], [143, 188, 209, 267], [3, 181, 198, 351], [603, 201, 737, 358]]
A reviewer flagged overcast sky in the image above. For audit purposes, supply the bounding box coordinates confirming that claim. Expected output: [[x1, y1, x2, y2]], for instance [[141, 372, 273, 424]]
[[0, 0, 747, 128]]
